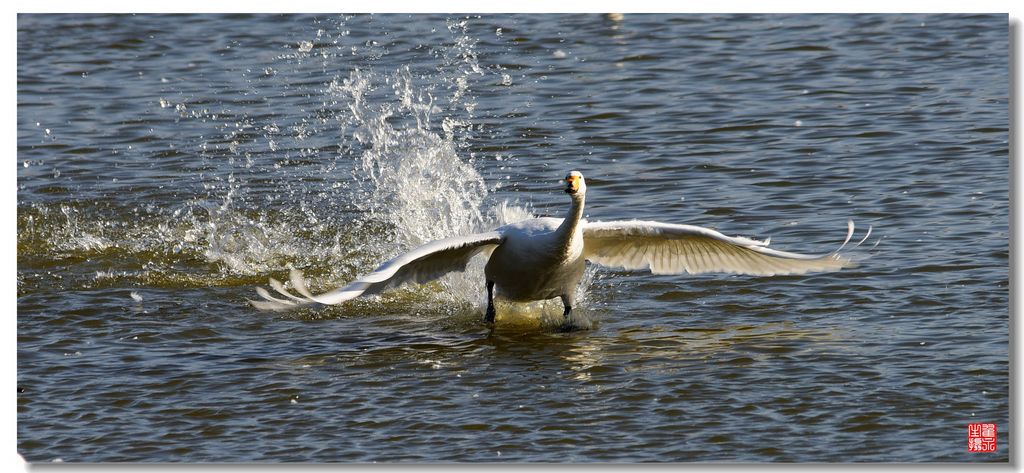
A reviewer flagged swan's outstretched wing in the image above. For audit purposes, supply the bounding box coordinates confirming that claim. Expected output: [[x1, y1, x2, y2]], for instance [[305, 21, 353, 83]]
[[251, 231, 504, 311], [582, 220, 865, 276]]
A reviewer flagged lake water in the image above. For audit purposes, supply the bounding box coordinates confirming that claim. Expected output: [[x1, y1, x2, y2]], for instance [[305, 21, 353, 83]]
[[17, 13, 1008, 462]]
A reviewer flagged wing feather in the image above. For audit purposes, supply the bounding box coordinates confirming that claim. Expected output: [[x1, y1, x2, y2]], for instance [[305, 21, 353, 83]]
[[583, 220, 861, 276], [251, 231, 504, 310], [695, 239, 713, 273]]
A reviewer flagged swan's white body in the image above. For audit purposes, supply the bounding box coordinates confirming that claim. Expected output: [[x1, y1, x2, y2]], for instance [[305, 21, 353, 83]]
[[252, 171, 868, 326], [486, 217, 585, 304]]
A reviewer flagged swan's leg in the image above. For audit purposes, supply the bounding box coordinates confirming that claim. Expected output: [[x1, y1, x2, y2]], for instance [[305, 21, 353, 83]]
[[558, 294, 574, 331], [484, 280, 496, 323]]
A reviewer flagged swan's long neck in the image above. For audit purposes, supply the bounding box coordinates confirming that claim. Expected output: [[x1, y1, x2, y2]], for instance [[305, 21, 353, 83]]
[[556, 193, 585, 257]]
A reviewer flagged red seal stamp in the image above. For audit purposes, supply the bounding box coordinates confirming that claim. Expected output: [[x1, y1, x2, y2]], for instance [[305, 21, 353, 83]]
[[967, 423, 997, 452]]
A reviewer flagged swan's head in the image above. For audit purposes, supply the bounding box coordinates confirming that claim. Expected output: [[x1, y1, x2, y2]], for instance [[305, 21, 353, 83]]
[[564, 171, 586, 196]]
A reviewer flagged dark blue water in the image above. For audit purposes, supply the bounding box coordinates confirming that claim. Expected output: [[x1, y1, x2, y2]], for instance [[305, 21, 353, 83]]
[[17, 14, 1008, 462]]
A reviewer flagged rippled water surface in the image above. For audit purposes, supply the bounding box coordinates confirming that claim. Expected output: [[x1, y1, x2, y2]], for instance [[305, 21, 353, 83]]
[[17, 14, 1008, 462]]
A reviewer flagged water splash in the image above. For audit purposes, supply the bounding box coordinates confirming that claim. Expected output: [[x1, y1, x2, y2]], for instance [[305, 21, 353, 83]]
[[288, 18, 537, 310], [319, 58, 603, 321], [18, 15, 598, 326], [323, 66, 523, 309], [332, 66, 489, 247]]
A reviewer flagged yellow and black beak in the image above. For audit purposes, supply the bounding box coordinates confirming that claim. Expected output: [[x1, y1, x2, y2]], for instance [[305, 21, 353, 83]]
[[565, 175, 580, 194]]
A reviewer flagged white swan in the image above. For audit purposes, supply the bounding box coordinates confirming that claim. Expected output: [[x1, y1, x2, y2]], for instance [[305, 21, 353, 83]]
[[252, 171, 869, 327]]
